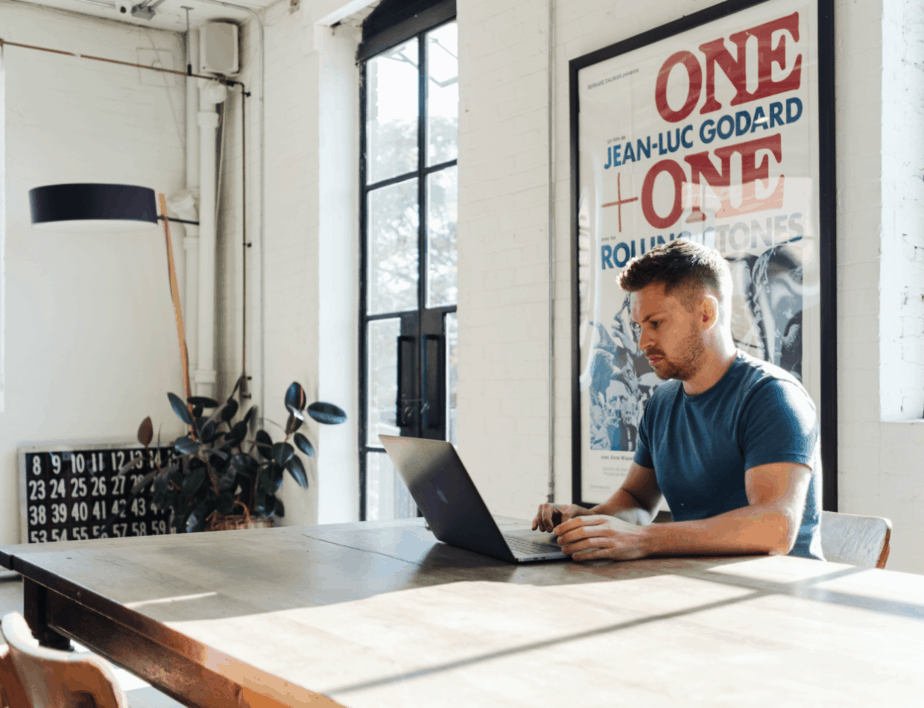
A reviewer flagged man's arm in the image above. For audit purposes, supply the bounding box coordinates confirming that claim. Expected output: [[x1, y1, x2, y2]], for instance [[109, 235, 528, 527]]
[[554, 461, 811, 561], [532, 462, 662, 532], [589, 462, 662, 526], [644, 461, 811, 556]]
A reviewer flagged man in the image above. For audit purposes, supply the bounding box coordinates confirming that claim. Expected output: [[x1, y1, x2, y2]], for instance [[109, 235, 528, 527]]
[[533, 240, 823, 562]]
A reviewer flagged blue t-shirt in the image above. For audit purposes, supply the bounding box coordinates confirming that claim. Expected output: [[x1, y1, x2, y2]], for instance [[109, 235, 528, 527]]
[[633, 351, 823, 560]]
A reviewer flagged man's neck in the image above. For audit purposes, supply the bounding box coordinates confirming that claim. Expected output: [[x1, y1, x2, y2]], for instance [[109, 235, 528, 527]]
[[682, 342, 738, 396]]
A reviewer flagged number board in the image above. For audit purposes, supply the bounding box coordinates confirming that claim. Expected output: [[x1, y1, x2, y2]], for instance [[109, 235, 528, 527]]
[[18, 443, 177, 544]]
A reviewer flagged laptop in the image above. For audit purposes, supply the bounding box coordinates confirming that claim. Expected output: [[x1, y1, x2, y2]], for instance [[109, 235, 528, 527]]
[[379, 435, 568, 563]]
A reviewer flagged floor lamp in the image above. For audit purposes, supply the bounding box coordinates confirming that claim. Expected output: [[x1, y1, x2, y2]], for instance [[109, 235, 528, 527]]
[[29, 183, 193, 401]]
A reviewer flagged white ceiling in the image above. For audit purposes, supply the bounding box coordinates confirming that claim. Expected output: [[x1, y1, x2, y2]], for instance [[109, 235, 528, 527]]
[[14, 0, 285, 33]]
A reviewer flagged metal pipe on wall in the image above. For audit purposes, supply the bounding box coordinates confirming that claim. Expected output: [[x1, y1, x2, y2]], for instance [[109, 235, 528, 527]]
[[196, 76, 227, 398], [181, 28, 201, 384]]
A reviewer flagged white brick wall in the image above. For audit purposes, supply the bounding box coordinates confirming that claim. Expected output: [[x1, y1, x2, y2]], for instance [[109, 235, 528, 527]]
[[0, 4, 187, 544], [453, 0, 924, 573], [879, 0, 924, 420], [221, 0, 361, 527], [7, 0, 920, 571], [457, 0, 553, 517]]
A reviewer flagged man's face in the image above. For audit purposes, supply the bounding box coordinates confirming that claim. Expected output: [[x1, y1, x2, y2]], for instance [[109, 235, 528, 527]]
[[631, 283, 705, 381]]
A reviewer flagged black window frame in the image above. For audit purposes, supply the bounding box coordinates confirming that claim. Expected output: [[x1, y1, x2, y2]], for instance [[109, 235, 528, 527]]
[[358, 4, 458, 521]]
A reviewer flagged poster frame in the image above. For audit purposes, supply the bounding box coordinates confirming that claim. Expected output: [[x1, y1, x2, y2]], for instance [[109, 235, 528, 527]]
[[569, 0, 837, 511]]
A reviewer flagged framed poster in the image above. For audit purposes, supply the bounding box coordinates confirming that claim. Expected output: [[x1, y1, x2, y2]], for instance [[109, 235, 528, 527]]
[[570, 0, 836, 510]]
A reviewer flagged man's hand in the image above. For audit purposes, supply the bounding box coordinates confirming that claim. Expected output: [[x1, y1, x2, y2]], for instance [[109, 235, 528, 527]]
[[554, 515, 651, 562], [531, 503, 592, 533]]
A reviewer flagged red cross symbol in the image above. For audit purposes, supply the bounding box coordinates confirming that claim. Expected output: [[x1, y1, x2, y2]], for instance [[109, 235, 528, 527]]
[[602, 173, 638, 233]]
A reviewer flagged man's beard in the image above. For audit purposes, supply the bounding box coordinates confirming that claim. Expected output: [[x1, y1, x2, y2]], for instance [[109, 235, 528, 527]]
[[648, 328, 706, 381]]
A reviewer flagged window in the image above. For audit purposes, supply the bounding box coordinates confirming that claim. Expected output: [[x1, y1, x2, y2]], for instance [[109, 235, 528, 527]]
[[359, 5, 458, 521]]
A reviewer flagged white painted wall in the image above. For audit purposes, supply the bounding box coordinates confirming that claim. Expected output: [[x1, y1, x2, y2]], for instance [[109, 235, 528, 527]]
[[0, 3, 187, 544], [237, 0, 924, 570], [4, 0, 922, 574], [220, 0, 361, 527], [455, 0, 924, 573]]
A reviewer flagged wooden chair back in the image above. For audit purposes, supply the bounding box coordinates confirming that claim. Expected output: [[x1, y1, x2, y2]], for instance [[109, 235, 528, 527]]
[[821, 511, 892, 569], [1, 612, 129, 708], [1, 644, 31, 708]]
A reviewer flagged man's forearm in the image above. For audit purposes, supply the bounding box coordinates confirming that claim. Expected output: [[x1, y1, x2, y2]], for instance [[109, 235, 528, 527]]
[[591, 489, 658, 526], [643, 504, 795, 557]]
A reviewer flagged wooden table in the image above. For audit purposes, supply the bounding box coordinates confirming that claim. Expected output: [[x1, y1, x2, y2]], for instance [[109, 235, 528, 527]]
[[1, 517, 923, 707]]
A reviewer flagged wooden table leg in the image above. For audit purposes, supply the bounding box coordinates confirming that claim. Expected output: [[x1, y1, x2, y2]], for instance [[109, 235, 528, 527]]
[[22, 578, 73, 651]]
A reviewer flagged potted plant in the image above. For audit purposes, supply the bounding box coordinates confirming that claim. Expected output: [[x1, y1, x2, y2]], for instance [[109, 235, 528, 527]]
[[109, 379, 346, 533]]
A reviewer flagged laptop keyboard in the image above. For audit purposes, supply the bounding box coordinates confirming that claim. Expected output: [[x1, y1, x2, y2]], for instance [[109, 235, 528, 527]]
[[504, 535, 562, 556]]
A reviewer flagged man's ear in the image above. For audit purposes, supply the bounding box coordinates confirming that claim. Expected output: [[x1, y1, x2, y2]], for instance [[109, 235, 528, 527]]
[[700, 294, 719, 329]]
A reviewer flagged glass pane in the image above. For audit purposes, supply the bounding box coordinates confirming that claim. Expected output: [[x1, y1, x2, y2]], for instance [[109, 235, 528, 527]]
[[445, 312, 458, 445], [366, 38, 419, 184], [426, 167, 458, 307], [426, 22, 458, 166], [367, 319, 401, 446], [368, 180, 419, 314], [366, 451, 416, 521]]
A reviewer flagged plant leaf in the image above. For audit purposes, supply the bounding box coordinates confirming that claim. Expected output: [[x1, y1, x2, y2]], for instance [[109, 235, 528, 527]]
[[243, 406, 256, 429], [230, 453, 257, 477], [286, 455, 309, 489], [307, 402, 347, 425], [255, 430, 273, 459], [286, 405, 306, 422], [192, 405, 203, 420], [130, 471, 156, 495], [258, 465, 282, 494], [228, 375, 243, 401], [226, 420, 248, 445], [254, 486, 268, 516], [201, 420, 218, 443], [118, 456, 143, 475], [174, 436, 200, 455], [168, 392, 194, 425], [137, 417, 154, 448], [272, 465, 284, 493], [188, 396, 220, 409], [293, 433, 315, 457], [284, 382, 307, 412], [185, 500, 214, 533], [274, 497, 285, 518], [182, 466, 207, 496], [217, 493, 236, 515], [154, 466, 173, 497], [285, 411, 302, 435], [221, 399, 239, 422], [272, 442, 295, 467]]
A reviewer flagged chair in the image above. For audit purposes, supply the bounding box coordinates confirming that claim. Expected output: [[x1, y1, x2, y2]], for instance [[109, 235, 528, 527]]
[[821, 511, 892, 569], [1, 644, 31, 708], [1, 612, 129, 708]]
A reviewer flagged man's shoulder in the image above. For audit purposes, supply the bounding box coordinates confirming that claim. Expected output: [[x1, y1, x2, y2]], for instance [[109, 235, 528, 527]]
[[646, 378, 682, 410], [732, 352, 815, 411]]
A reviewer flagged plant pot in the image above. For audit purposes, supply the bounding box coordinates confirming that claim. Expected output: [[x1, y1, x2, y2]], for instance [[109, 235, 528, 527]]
[[205, 512, 274, 531], [204, 502, 274, 531]]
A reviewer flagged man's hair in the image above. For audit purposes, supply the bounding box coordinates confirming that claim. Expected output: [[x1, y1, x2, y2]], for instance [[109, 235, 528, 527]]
[[617, 239, 732, 313]]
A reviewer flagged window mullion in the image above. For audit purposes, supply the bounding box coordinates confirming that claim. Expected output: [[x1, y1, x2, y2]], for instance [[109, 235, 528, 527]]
[[416, 31, 427, 441]]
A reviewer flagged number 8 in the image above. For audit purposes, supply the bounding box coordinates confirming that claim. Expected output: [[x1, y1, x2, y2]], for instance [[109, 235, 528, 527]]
[[32, 456, 42, 475]]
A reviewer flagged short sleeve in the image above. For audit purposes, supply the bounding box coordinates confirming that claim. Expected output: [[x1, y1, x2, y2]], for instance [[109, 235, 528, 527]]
[[740, 379, 818, 471], [634, 399, 655, 469]]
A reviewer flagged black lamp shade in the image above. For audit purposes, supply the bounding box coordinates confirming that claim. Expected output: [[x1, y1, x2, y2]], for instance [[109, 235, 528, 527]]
[[29, 183, 158, 232]]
